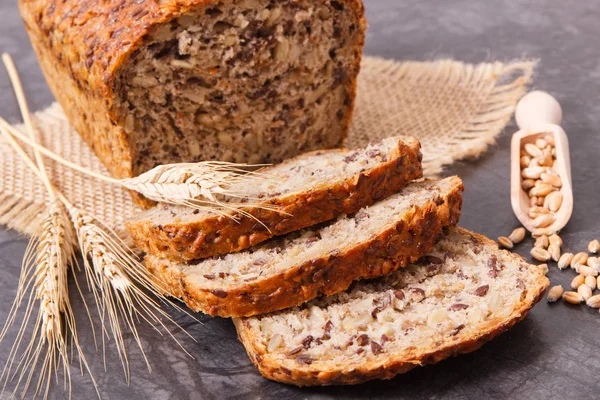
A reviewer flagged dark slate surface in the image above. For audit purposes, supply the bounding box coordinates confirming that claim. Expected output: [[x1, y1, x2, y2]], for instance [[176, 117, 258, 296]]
[[1, 1, 600, 399]]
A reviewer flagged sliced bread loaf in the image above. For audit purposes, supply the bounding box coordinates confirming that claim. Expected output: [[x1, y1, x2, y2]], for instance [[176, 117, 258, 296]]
[[20, 0, 366, 207], [146, 177, 463, 317], [128, 136, 423, 261], [234, 227, 549, 386]]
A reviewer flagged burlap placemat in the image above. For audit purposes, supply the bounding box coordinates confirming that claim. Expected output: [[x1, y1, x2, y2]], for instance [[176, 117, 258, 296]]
[[0, 56, 535, 236]]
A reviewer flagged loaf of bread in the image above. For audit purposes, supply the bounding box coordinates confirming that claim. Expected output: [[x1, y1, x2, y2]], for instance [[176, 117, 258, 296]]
[[234, 227, 549, 386], [19, 0, 366, 205], [127, 137, 423, 261], [145, 177, 464, 317]]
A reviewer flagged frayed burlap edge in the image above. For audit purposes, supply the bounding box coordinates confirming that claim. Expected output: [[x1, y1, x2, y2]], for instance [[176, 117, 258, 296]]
[[0, 56, 536, 236], [346, 58, 536, 176]]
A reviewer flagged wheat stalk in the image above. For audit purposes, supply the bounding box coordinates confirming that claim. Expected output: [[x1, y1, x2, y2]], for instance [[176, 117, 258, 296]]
[[1, 53, 196, 394], [68, 206, 195, 381], [0, 116, 280, 217], [0, 54, 97, 399], [0, 200, 88, 399]]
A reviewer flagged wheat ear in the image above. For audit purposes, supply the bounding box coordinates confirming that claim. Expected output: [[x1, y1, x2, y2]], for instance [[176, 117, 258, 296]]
[[0, 200, 82, 399], [1, 116, 196, 386], [0, 114, 281, 216], [68, 207, 197, 381], [0, 54, 99, 400], [1, 53, 196, 385]]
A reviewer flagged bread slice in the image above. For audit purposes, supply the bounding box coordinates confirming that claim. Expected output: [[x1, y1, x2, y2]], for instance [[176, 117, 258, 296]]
[[128, 136, 423, 261], [145, 177, 463, 317], [234, 227, 549, 386]]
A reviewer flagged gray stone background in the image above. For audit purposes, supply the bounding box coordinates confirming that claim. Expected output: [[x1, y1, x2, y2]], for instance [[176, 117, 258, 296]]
[[1, 0, 600, 399]]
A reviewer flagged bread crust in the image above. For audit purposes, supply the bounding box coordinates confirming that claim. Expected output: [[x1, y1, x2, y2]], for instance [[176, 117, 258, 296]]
[[128, 138, 423, 261], [18, 0, 366, 207], [145, 176, 463, 317], [233, 227, 550, 386]]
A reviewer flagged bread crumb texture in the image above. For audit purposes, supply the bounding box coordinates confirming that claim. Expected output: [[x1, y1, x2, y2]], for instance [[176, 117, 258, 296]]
[[235, 227, 549, 385]]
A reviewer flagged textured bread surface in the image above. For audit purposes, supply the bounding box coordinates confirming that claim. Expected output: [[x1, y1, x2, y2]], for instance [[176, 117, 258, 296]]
[[19, 0, 365, 206], [145, 176, 463, 317], [128, 136, 423, 261], [234, 227, 549, 386]]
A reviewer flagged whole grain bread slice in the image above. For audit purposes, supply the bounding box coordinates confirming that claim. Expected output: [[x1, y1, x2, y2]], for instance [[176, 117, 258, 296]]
[[146, 177, 463, 317], [233, 227, 549, 386], [128, 136, 423, 261]]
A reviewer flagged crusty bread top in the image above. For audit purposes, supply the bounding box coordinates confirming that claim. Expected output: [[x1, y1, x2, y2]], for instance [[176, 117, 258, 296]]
[[235, 227, 549, 384], [130, 136, 421, 224], [146, 176, 460, 291], [19, 0, 365, 114]]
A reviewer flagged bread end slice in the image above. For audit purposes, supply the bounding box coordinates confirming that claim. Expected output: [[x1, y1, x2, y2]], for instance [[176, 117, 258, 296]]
[[234, 227, 549, 386]]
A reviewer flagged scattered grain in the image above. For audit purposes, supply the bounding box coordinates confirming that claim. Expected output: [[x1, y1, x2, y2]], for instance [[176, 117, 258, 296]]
[[558, 253, 573, 270], [572, 252, 589, 267], [571, 275, 585, 289], [578, 284, 593, 301], [576, 265, 598, 277], [531, 247, 551, 262], [534, 235, 549, 249], [585, 275, 597, 290], [547, 285, 563, 302], [497, 236, 513, 249], [508, 227, 526, 244], [586, 295, 600, 309], [549, 234, 562, 248], [588, 257, 600, 272], [548, 243, 561, 262], [562, 291, 584, 305]]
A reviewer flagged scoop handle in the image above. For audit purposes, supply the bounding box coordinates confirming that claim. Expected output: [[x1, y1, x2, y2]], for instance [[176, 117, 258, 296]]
[[515, 90, 563, 130]]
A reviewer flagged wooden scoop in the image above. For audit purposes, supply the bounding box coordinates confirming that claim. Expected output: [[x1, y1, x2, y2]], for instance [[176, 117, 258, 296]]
[[510, 90, 573, 236]]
